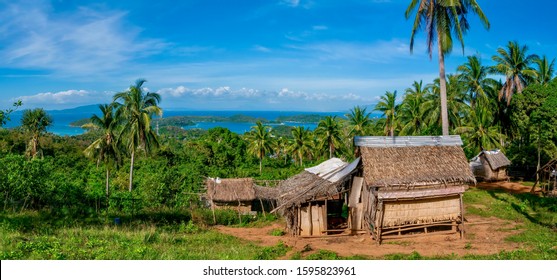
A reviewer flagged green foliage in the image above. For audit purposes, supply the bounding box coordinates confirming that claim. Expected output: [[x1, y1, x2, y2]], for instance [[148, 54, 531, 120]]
[[269, 228, 285, 236], [254, 241, 289, 260]]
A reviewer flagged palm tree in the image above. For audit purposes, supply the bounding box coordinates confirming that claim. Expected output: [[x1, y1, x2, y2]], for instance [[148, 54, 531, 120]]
[[491, 41, 538, 105], [246, 121, 274, 174], [83, 104, 121, 197], [315, 116, 343, 159], [533, 55, 555, 85], [274, 136, 290, 165], [113, 79, 162, 192], [406, 0, 490, 135], [399, 81, 428, 135], [289, 126, 313, 167], [21, 108, 52, 159], [374, 90, 399, 136], [455, 102, 504, 154], [346, 106, 372, 138], [422, 75, 470, 133], [457, 55, 497, 108]]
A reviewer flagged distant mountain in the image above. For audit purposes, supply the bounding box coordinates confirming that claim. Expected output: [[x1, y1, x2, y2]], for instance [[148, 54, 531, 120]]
[[47, 104, 102, 114]]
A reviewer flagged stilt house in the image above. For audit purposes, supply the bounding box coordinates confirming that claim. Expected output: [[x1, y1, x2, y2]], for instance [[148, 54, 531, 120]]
[[355, 136, 476, 243]]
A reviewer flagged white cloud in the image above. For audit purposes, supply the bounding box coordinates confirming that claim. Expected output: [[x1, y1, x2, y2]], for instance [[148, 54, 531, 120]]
[[16, 90, 112, 108], [312, 25, 328, 31], [0, 1, 165, 76], [252, 45, 272, 53], [281, 0, 300, 7]]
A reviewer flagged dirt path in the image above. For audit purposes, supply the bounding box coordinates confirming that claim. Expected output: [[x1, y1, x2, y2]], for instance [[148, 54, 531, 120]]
[[477, 181, 539, 194], [216, 213, 524, 258]]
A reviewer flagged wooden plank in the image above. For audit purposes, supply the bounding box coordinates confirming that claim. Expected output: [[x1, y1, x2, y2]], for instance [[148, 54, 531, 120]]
[[321, 203, 328, 233], [300, 207, 311, 236], [348, 177, 364, 207], [311, 204, 321, 236]]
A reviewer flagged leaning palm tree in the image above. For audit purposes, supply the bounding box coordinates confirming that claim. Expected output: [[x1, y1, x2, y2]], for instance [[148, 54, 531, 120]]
[[289, 126, 314, 167], [84, 104, 121, 197], [457, 55, 497, 108], [246, 121, 274, 174], [346, 106, 372, 138], [406, 0, 490, 135], [533, 55, 555, 85], [422, 75, 470, 134], [315, 116, 343, 159], [491, 41, 538, 105], [21, 108, 52, 159], [374, 90, 399, 136], [113, 79, 162, 192]]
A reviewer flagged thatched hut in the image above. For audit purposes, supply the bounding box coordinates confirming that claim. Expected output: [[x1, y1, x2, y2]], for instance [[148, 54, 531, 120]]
[[355, 136, 476, 243], [469, 150, 511, 181], [272, 158, 360, 236], [205, 178, 256, 213], [532, 158, 557, 195]]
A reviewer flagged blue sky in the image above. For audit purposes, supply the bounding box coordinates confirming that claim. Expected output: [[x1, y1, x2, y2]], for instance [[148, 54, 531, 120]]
[[0, 0, 556, 111]]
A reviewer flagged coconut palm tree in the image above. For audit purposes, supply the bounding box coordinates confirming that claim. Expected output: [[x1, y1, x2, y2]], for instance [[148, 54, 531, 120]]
[[113, 79, 162, 192], [246, 121, 274, 174], [374, 90, 399, 136], [290, 126, 313, 167], [21, 108, 52, 159], [83, 104, 121, 197], [399, 81, 428, 136], [315, 116, 343, 159], [274, 136, 290, 165], [457, 55, 497, 108], [533, 55, 555, 85], [346, 106, 372, 138], [455, 102, 504, 154], [422, 75, 470, 134], [406, 0, 490, 135], [491, 41, 538, 105]]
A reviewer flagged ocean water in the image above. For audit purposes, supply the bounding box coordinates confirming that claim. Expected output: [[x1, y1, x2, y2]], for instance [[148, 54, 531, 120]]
[[3, 107, 369, 136]]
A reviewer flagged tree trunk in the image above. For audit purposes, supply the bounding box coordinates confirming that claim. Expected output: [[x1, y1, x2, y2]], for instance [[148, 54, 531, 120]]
[[437, 34, 449, 136], [259, 158, 262, 175], [329, 143, 333, 159], [106, 167, 110, 198], [129, 150, 135, 192]]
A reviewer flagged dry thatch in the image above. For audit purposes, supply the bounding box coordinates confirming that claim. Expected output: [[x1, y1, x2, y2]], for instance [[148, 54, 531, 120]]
[[205, 178, 255, 202], [360, 146, 476, 187], [481, 150, 511, 170], [253, 185, 280, 200], [274, 171, 344, 211]]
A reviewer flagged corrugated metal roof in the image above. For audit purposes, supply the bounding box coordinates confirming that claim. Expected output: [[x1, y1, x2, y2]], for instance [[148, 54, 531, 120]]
[[354, 135, 463, 147]]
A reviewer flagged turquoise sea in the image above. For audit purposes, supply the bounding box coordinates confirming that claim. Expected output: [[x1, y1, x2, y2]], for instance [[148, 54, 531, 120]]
[[3, 105, 377, 136]]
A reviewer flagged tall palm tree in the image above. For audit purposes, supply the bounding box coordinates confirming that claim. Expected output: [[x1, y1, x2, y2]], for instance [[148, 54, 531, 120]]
[[21, 108, 52, 159], [346, 106, 372, 138], [374, 90, 399, 136], [315, 116, 343, 159], [113, 79, 162, 192], [246, 121, 274, 174], [457, 55, 497, 108], [455, 102, 504, 154], [274, 136, 290, 165], [83, 104, 121, 197], [399, 81, 428, 135], [491, 41, 538, 105], [289, 126, 313, 167], [406, 0, 490, 135], [533, 55, 555, 85]]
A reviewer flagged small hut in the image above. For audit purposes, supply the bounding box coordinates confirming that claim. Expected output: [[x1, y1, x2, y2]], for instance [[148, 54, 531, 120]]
[[205, 178, 256, 213], [272, 158, 360, 236], [469, 150, 511, 181], [355, 136, 476, 243], [532, 159, 557, 195]]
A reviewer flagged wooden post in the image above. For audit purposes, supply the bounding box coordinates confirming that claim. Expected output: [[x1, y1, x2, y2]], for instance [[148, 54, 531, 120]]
[[259, 198, 266, 218], [377, 200, 385, 245], [308, 201, 313, 236], [459, 194, 465, 239]]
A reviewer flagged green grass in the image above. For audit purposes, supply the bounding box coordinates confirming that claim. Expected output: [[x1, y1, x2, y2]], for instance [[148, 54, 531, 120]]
[[0, 211, 287, 260]]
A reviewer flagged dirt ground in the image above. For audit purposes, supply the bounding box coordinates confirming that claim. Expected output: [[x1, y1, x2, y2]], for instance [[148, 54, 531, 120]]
[[215, 181, 533, 258]]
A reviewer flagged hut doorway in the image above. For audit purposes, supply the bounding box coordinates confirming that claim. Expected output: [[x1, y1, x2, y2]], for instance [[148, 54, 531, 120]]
[[298, 196, 347, 236]]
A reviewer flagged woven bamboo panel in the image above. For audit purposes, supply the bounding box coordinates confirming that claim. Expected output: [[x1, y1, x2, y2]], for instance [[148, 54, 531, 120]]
[[379, 196, 461, 228]]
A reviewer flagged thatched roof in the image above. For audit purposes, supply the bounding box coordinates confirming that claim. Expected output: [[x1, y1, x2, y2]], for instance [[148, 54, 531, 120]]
[[253, 185, 280, 200], [479, 150, 511, 170], [272, 158, 359, 212], [206, 178, 255, 202], [357, 136, 475, 187]]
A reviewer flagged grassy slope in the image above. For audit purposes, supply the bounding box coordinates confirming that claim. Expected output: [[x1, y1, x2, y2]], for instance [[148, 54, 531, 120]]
[[1, 188, 555, 260]]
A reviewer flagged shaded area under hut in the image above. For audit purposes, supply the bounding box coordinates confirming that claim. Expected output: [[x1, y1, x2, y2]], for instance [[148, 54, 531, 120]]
[[469, 149, 511, 181], [272, 157, 360, 237], [355, 136, 476, 244]]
